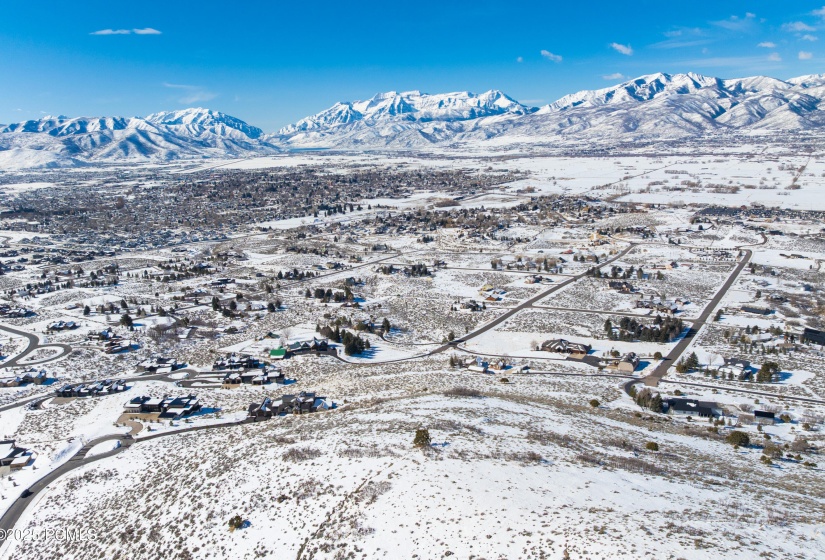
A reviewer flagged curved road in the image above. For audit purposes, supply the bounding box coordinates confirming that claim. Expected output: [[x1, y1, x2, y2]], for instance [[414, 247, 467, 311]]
[[0, 323, 72, 369], [0, 419, 248, 551]]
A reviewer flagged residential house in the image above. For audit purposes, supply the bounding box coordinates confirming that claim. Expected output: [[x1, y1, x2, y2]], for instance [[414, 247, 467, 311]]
[[540, 339, 592, 357], [124, 394, 201, 419], [741, 306, 773, 316], [247, 391, 334, 421], [55, 379, 127, 398], [616, 352, 640, 373], [608, 281, 634, 294], [467, 357, 489, 373], [802, 328, 825, 346], [138, 356, 185, 373], [754, 410, 776, 425], [286, 338, 329, 355], [213, 353, 261, 370], [0, 440, 33, 473], [665, 398, 721, 418]]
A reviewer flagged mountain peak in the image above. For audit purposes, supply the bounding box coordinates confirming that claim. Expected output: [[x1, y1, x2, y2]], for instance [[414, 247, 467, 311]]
[[144, 108, 263, 139], [278, 89, 531, 136]]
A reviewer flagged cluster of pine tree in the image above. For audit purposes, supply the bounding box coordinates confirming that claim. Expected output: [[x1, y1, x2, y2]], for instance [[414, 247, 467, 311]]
[[306, 287, 354, 303], [675, 352, 700, 373], [316, 322, 371, 355], [604, 316, 684, 343], [404, 264, 431, 277], [277, 268, 320, 280], [634, 388, 663, 413]]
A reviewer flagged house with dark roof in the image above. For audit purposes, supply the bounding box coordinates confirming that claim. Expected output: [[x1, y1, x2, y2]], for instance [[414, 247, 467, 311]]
[[247, 391, 334, 421], [665, 398, 721, 418], [55, 379, 127, 398], [754, 410, 776, 425], [608, 281, 634, 293], [124, 394, 201, 419], [741, 306, 772, 316], [0, 440, 33, 473], [802, 328, 825, 346], [540, 339, 591, 357]]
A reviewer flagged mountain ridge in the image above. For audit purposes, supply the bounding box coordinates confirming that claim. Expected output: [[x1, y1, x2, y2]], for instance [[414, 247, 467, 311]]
[[3, 72, 825, 168]]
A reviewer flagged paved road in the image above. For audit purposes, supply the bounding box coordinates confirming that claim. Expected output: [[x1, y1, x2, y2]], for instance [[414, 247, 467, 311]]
[[657, 379, 825, 405], [0, 395, 45, 414], [0, 323, 73, 369], [529, 305, 680, 320], [429, 243, 638, 354], [0, 370, 186, 415], [0, 433, 132, 548], [640, 249, 753, 387], [0, 419, 248, 551]]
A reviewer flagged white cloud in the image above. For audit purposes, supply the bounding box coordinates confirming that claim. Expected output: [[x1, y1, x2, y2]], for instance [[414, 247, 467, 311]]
[[90, 28, 162, 36], [757, 41, 776, 48], [813, 6, 825, 18], [609, 42, 633, 56], [516, 56, 524, 63], [90, 29, 131, 35], [602, 72, 626, 80], [767, 52, 782, 62], [163, 83, 217, 104], [712, 13, 757, 32], [799, 51, 813, 60], [782, 21, 816, 32], [802, 34, 818, 41], [540, 50, 562, 63]]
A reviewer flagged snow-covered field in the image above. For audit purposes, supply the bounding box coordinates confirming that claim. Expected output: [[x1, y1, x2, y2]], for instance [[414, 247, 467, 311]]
[[0, 152, 824, 560]]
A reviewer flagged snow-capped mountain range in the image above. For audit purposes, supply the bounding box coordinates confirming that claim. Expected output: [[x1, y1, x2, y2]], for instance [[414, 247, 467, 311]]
[[0, 108, 279, 169], [3, 72, 825, 168]]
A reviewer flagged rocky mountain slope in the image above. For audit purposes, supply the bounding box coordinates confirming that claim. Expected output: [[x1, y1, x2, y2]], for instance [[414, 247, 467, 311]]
[[277, 72, 825, 149], [0, 108, 279, 169], [3, 72, 825, 168]]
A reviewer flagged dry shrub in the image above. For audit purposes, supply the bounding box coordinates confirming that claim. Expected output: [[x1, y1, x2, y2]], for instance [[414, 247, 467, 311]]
[[282, 447, 322, 462]]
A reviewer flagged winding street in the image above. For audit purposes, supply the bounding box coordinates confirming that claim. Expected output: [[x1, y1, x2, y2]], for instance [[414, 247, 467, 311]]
[[0, 323, 72, 369], [0, 419, 249, 551]]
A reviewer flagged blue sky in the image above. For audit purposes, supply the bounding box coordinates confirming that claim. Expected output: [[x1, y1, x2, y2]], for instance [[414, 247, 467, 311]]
[[2, 1, 825, 131]]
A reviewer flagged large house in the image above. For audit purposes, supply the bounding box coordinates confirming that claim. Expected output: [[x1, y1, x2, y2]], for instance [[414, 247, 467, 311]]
[[613, 352, 640, 373], [222, 367, 284, 387], [0, 440, 33, 474], [124, 394, 201, 419], [286, 338, 329, 355], [213, 353, 261, 370], [802, 328, 825, 346], [247, 392, 334, 421], [540, 339, 592, 357], [0, 369, 53, 388], [138, 356, 185, 373], [608, 281, 634, 294], [665, 398, 721, 418], [55, 379, 128, 398], [741, 306, 772, 316]]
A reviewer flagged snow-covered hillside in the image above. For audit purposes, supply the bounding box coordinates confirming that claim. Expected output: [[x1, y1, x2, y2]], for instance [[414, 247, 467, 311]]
[[278, 72, 825, 149], [4, 72, 825, 168], [0, 108, 278, 169]]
